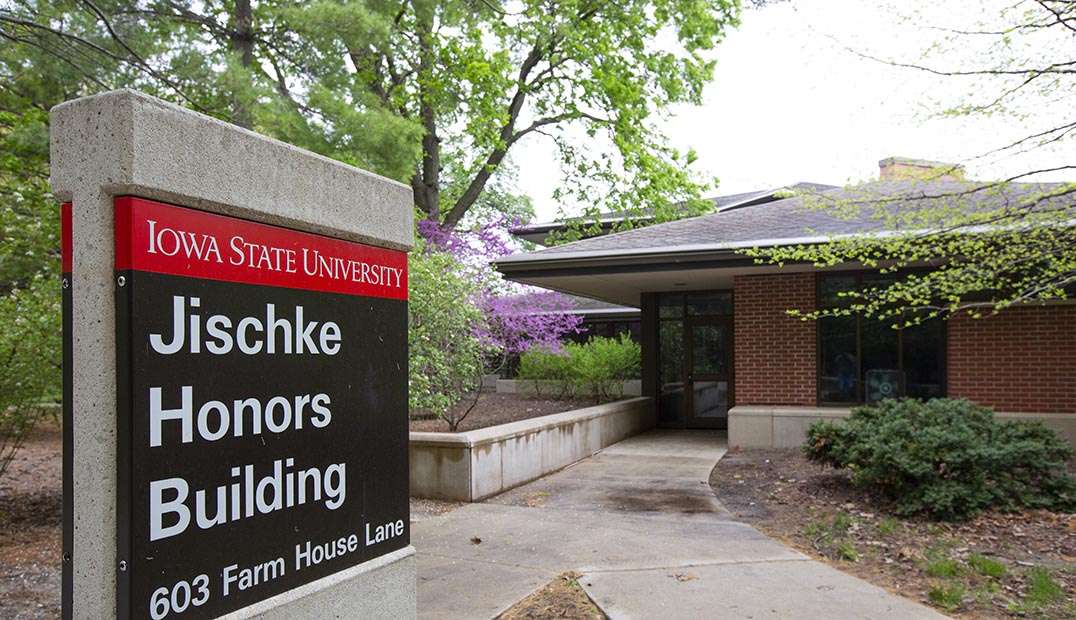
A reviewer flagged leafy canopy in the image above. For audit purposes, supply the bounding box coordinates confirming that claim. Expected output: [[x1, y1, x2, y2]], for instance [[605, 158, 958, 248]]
[[744, 176, 1076, 322], [0, 38, 65, 479], [746, 0, 1075, 320], [0, 0, 742, 230]]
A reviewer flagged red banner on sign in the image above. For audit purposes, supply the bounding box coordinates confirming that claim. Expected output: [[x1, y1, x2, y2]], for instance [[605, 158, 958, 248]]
[[114, 197, 408, 300], [62, 203, 72, 273]]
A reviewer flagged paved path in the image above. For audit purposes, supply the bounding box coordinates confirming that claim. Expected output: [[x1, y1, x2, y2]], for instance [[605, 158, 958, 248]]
[[413, 430, 950, 620]]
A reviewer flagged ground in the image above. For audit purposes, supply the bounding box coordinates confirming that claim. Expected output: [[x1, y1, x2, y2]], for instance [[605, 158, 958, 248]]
[[711, 448, 1076, 620], [0, 422, 61, 620], [0, 394, 600, 620], [496, 572, 605, 620], [7, 407, 1075, 620]]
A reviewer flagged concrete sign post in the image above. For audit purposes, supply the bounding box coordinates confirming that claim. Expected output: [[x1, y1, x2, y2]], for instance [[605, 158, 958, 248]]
[[52, 90, 416, 620]]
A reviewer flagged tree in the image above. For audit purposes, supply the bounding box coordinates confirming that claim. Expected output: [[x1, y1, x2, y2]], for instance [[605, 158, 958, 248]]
[[409, 221, 582, 431], [407, 245, 486, 429], [748, 0, 1075, 322], [0, 0, 742, 231], [0, 42, 65, 478]]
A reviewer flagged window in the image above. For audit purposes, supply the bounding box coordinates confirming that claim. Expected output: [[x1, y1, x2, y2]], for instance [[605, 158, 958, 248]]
[[818, 274, 944, 404]]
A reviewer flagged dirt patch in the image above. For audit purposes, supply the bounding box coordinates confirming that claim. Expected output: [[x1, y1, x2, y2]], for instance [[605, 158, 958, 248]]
[[0, 422, 62, 620], [409, 392, 597, 433], [711, 448, 1076, 619], [497, 572, 606, 620]]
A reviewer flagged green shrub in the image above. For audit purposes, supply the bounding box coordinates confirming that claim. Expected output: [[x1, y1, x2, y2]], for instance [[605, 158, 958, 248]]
[[573, 334, 641, 402], [408, 249, 486, 426], [1, 275, 62, 481], [516, 346, 577, 398], [803, 398, 1076, 521], [516, 334, 640, 402]]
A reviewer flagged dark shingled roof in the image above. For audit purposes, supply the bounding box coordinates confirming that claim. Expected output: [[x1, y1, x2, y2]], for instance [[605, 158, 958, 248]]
[[508, 182, 839, 245], [507, 180, 1074, 260]]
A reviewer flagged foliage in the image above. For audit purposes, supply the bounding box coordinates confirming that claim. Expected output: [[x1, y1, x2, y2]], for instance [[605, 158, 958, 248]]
[[407, 246, 486, 429], [409, 222, 582, 430], [803, 398, 1076, 520], [967, 553, 1007, 578], [746, 0, 1076, 320], [0, 0, 743, 231], [0, 48, 63, 480], [517, 334, 641, 402], [744, 179, 1076, 323], [516, 346, 576, 398], [0, 275, 62, 479], [927, 583, 965, 612]]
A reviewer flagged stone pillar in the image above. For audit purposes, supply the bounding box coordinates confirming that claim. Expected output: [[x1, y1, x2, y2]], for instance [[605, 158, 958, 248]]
[[51, 89, 416, 620]]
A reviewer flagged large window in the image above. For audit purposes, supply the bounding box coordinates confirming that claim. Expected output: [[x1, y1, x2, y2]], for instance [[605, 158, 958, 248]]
[[818, 274, 945, 404]]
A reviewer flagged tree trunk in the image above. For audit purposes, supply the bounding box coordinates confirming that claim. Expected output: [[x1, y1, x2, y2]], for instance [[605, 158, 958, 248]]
[[411, 18, 440, 223], [231, 0, 254, 128]]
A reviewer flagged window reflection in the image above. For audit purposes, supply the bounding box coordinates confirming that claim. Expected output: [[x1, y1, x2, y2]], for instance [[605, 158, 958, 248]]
[[818, 275, 945, 404]]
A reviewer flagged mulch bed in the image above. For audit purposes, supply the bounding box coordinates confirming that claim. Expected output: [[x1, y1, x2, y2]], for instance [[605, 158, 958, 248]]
[[710, 448, 1076, 620], [497, 572, 606, 620], [409, 392, 597, 433]]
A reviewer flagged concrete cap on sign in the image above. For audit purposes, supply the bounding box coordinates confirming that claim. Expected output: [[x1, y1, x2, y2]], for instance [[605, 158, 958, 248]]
[[50, 89, 413, 251]]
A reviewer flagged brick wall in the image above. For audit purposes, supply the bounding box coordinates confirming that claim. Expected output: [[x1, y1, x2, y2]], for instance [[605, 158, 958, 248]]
[[948, 305, 1076, 414], [734, 273, 817, 406]]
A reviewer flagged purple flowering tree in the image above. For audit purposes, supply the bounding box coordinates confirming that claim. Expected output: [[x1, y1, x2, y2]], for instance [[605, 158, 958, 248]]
[[409, 217, 583, 430]]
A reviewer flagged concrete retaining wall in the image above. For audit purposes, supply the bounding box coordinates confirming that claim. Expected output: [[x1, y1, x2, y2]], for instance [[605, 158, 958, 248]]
[[410, 397, 655, 501], [730, 405, 1076, 449]]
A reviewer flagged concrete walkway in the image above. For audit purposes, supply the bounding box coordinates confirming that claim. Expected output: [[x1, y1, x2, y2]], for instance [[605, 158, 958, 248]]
[[412, 430, 950, 620]]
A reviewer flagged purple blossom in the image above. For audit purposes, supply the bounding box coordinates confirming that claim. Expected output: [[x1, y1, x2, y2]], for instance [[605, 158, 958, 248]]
[[416, 216, 584, 360], [477, 291, 584, 356]]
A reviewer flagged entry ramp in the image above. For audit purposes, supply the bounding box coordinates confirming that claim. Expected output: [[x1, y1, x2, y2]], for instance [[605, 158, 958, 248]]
[[412, 430, 950, 620]]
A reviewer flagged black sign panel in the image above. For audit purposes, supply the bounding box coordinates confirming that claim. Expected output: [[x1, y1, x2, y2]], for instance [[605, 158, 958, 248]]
[[113, 197, 409, 620]]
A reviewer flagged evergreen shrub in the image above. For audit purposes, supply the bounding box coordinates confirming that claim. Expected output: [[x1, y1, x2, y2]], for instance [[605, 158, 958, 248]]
[[803, 398, 1076, 520]]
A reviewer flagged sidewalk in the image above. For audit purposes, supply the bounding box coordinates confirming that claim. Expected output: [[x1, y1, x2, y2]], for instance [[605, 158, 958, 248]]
[[412, 430, 951, 620]]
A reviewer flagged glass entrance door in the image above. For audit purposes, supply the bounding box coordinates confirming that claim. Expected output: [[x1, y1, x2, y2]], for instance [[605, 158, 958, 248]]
[[685, 319, 733, 429], [656, 291, 735, 429]]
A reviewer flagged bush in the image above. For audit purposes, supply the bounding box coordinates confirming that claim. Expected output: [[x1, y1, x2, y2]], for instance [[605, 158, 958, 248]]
[[407, 248, 486, 426], [803, 398, 1076, 520], [574, 334, 641, 402], [516, 346, 571, 398], [516, 334, 640, 402], [1, 275, 62, 480]]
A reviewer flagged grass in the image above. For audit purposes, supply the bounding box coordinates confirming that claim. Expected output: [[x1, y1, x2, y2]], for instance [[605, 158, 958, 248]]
[[924, 544, 963, 579], [928, 583, 965, 612], [837, 542, 859, 562], [802, 511, 864, 562], [926, 557, 963, 578], [967, 553, 1007, 578], [803, 510, 856, 551], [876, 517, 898, 537], [1023, 567, 1065, 609]]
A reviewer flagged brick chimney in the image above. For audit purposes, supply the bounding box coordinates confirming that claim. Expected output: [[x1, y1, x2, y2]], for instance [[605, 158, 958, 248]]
[[879, 157, 965, 181]]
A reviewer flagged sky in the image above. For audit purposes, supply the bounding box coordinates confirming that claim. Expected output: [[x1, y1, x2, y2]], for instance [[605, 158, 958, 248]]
[[513, 0, 1075, 223]]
